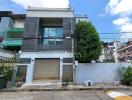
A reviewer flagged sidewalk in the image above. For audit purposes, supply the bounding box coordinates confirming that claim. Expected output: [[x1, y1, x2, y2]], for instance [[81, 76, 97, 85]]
[[1, 84, 132, 92]]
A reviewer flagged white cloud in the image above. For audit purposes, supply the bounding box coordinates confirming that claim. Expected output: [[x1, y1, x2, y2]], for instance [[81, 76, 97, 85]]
[[113, 17, 132, 39], [112, 17, 131, 26], [106, 0, 132, 40], [11, 0, 69, 8], [120, 23, 132, 32], [106, 0, 132, 16], [120, 32, 132, 41], [106, 0, 119, 14]]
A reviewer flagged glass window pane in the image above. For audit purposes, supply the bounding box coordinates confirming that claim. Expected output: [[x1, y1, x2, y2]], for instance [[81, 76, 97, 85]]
[[56, 41, 63, 45], [57, 28, 63, 37], [44, 28, 49, 37], [49, 28, 56, 37], [43, 39, 48, 45], [48, 39, 56, 45], [43, 27, 63, 45]]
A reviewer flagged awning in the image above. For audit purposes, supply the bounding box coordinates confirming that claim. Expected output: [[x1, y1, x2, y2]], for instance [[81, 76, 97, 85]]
[[1, 38, 22, 46]]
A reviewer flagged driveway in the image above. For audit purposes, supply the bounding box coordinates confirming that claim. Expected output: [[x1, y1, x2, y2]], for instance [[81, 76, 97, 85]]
[[0, 90, 113, 100]]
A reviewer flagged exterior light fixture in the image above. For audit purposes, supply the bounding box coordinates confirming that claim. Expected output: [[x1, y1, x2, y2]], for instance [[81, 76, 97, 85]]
[[66, 36, 71, 39], [18, 50, 21, 54]]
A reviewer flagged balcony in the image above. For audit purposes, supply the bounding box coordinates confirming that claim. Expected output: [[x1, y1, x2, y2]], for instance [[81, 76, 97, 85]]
[[7, 28, 24, 33], [2, 28, 24, 46], [2, 38, 22, 46], [36, 38, 72, 51]]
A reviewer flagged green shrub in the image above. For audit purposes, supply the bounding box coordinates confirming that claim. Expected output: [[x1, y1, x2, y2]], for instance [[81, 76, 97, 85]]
[[0, 63, 13, 81], [62, 75, 70, 86], [123, 66, 132, 86], [6, 69, 13, 81], [62, 75, 70, 83]]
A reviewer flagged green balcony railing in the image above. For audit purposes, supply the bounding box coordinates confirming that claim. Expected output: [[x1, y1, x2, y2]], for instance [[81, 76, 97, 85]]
[[7, 28, 24, 33], [6, 28, 24, 38], [2, 38, 22, 46]]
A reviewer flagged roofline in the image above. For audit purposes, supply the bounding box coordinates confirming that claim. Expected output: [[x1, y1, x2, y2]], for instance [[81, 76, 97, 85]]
[[0, 11, 26, 19], [11, 14, 26, 19], [27, 7, 74, 12], [75, 16, 88, 18], [0, 11, 12, 17]]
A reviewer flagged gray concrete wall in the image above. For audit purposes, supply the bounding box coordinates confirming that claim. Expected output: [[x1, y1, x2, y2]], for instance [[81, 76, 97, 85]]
[[76, 63, 132, 84], [22, 17, 75, 52], [21, 17, 39, 52]]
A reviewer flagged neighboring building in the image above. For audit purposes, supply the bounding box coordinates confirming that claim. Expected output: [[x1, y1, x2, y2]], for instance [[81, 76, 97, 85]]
[[75, 15, 88, 23], [0, 11, 26, 52], [117, 41, 132, 62], [99, 41, 120, 63]]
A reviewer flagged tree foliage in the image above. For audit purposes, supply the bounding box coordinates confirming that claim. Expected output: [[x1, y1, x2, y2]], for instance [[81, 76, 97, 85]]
[[75, 21, 102, 63], [123, 66, 132, 86]]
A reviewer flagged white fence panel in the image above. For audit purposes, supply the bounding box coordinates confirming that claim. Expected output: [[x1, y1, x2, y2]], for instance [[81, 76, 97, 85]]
[[76, 63, 132, 84]]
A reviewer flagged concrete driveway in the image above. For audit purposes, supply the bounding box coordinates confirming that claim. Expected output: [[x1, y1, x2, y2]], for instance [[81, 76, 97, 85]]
[[0, 90, 113, 100]]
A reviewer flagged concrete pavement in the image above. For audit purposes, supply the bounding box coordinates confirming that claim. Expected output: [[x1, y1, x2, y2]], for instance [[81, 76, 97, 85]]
[[116, 90, 132, 96], [0, 90, 113, 100], [106, 90, 132, 100]]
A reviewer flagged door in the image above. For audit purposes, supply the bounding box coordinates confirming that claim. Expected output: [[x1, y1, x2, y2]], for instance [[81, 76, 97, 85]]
[[33, 59, 60, 80]]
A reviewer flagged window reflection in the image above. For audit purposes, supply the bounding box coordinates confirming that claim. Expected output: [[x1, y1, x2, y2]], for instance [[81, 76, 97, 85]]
[[43, 27, 63, 45]]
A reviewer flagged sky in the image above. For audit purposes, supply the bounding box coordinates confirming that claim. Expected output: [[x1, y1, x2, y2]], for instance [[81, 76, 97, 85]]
[[0, 0, 132, 41]]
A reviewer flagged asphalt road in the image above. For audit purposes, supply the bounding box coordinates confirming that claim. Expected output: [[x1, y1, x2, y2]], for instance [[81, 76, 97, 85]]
[[0, 90, 113, 100]]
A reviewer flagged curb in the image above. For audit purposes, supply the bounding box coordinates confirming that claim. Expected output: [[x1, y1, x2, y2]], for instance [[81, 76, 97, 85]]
[[1, 87, 132, 92]]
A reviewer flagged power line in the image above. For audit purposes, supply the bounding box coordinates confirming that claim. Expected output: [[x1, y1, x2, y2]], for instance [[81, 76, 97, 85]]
[[20, 37, 132, 40], [99, 32, 132, 34]]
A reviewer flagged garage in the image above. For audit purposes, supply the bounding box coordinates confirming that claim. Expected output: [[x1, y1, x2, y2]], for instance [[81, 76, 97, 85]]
[[33, 59, 60, 81]]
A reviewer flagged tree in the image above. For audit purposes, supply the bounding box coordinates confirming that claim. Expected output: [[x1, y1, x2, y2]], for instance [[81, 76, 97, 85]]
[[123, 66, 132, 86], [75, 21, 102, 63]]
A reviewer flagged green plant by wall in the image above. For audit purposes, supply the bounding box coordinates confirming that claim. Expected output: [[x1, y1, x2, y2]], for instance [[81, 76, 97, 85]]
[[75, 21, 102, 63], [122, 66, 132, 86], [0, 60, 14, 81]]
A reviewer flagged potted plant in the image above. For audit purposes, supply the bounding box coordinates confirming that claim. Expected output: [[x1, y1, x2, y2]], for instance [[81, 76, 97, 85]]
[[15, 76, 23, 87], [62, 75, 70, 86]]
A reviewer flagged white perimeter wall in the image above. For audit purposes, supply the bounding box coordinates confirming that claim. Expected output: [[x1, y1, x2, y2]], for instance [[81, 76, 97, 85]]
[[0, 51, 14, 59], [76, 63, 132, 84], [27, 10, 73, 18]]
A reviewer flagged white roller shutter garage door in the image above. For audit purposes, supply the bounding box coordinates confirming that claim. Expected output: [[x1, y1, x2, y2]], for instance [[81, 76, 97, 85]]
[[33, 59, 60, 80]]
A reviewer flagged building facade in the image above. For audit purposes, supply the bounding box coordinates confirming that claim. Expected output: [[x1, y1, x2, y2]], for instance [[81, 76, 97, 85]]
[[99, 41, 120, 63], [0, 8, 88, 85], [117, 41, 132, 62], [18, 7, 88, 85], [0, 11, 25, 51]]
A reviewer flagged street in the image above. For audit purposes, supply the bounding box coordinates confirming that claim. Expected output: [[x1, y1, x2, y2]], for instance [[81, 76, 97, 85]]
[[0, 90, 113, 100]]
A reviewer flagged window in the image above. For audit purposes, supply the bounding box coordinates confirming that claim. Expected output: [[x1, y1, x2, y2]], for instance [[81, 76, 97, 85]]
[[43, 27, 63, 45]]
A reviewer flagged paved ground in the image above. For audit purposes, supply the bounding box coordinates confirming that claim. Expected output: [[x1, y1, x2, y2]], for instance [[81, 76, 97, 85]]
[[117, 90, 132, 96], [0, 90, 113, 100], [106, 90, 132, 100]]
